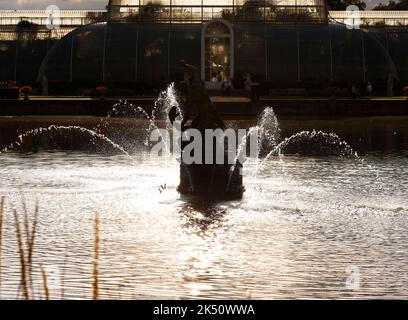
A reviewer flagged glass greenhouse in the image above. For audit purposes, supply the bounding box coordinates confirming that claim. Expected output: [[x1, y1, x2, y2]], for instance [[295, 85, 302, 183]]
[[0, 0, 407, 95]]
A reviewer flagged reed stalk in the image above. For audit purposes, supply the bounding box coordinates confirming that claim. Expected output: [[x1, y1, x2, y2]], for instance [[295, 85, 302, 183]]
[[0, 196, 5, 297], [13, 208, 29, 300], [28, 197, 39, 268], [92, 211, 100, 300], [20, 193, 30, 243], [40, 264, 49, 300]]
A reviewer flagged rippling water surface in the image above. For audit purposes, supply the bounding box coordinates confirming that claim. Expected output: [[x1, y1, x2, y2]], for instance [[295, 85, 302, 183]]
[[0, 116, 407, 299]]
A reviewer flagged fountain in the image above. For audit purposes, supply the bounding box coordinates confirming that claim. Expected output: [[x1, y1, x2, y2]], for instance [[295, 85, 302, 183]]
[[173, 61, 245, 198], [0, 72, 362, 200], [1, 72, 406, 300]]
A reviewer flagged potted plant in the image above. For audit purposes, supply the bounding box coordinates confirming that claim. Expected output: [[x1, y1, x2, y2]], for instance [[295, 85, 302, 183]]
[[327, 85, 339, 98], [96, 86, 108, 99], [404, 86, 408, 96], [0, 80, 19, 99], [20, 86, 32, 101]]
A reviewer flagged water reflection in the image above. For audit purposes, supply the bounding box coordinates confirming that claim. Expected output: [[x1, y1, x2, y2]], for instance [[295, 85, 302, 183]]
[[0, 116, 407, 299], [178, 199, 227, 236]]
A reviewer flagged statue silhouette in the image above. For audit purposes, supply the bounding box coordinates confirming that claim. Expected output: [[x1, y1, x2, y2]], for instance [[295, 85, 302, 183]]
[[178, 60, 225, 130]]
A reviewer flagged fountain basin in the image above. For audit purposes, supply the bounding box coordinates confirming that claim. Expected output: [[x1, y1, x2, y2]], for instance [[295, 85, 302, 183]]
[[177, 132, 245, 199], [178, 162, 244, 199]]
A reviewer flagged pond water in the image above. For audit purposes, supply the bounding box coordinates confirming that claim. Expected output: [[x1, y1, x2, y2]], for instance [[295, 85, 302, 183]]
[[0, 114, 407, 299]]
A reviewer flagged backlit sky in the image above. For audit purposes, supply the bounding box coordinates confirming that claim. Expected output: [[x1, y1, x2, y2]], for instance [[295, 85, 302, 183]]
[[0, 0, 392, 10], [0, 0, 108, 10]]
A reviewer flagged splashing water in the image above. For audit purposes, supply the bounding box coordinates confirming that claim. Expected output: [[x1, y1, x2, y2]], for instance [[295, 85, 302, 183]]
[[1, 83, 183, 160], [257, 107, 280, 156], [226, 107, 280, 182], [150, 83, 183, 154], [227, 126, 259, 189], [1, 86, 364, 188], [109, 99, 163, 148], [256, 129, 360, 174], [108, 100, 150, 119], [0, 125, 130, 156], [153, 83, 183, 124], [222, 107, 360, 178], [103, 84, 182, 154]]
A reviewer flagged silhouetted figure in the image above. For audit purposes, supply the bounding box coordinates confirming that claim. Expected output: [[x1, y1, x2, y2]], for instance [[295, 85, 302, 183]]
[[244, 73, 252, 98], [351, 83, 357, 99], [366, 82, 373, 97], [223, 79, 232, 97], [179, 60, 225, 130]]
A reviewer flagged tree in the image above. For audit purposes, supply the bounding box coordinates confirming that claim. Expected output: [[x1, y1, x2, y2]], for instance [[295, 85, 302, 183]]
[[16, 20, 37, 29], [373, 0, 408, 10], [124, 2, 165, 22], [16, 20, 40, 41], [327, 0, 367, 10], [86, 11, 108, 23]]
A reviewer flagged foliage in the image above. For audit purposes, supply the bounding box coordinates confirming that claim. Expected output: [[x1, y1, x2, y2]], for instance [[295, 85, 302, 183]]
[[222, 0, 316, 22], [85, 11, 108, 23], [0, 80, 17, 88], [327, 0, 367, 10], [373, 0, 408, 10], [16, 20, 38, 29], [124, 2, 165, 21]]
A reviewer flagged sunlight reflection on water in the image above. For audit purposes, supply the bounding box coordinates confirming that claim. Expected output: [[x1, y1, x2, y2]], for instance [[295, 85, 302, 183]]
[[0, 150, 407, 299]]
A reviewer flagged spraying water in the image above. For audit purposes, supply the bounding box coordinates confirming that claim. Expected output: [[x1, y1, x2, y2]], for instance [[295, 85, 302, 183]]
[[0, 85, 365, 193], [0, 125, 130, 156], [223, 106, 360, 178], [257, 107, 280, 156]]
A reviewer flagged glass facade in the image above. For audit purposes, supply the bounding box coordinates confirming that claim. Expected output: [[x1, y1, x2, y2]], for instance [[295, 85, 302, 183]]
[[0, 3, 407, 93], [330, 11, 408, 27], [108, 0, 328, 24], [204, 21, 232, 83], [34, 22, 405, 87]]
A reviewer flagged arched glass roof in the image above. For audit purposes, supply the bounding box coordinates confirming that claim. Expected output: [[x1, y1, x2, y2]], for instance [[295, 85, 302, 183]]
[[35, 22, 406, 88]]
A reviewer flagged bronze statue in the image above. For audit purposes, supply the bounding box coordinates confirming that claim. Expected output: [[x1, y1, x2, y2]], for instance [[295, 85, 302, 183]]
[[171, 61, 243, 198], [175, 60, 225, 130]]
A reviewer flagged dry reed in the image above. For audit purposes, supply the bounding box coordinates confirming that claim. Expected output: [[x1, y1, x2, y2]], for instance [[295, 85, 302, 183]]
[[11, 197, 40, 300], [27, 197, 39, 268], [93, 211, 100, 300], [20, 192, 30, 243], [40, 264, 49, 300], [1, 200, 102, 300], [0, 196, 5, 297], [13, 208, 29, 300]]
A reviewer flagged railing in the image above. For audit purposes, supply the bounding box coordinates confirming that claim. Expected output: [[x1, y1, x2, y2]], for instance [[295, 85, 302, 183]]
[[0, 10, 106, 26], [0, 26, 77, 41], [108, 5, 328, 24], [330, 10, 408, 27]]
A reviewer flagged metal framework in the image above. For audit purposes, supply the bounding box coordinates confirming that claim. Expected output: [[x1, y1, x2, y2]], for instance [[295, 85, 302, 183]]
[[0, 10, 106, 26], [330, 10, 408, 27], [108, 1, 328, 24], [1, 9, 408, 30]]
